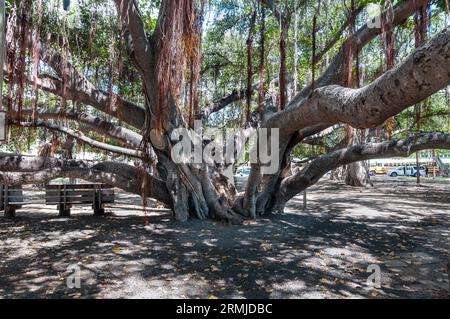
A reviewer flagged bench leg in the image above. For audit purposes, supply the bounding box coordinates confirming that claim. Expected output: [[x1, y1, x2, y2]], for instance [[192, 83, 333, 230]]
[[58, 205, 71, 217], [93, 204, 105, 216], [4, 205, 16, 218], [94, 208, 105, 216]]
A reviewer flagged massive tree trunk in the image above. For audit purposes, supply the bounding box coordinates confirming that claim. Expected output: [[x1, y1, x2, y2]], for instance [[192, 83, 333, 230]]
[[345, 161, 370, 187], [345, 128, 371, 187], [114, 0, 243, 223], [2, 0, 449, 223]]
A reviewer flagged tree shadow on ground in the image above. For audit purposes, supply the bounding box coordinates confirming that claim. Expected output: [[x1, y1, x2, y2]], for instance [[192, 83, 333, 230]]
[[0, 179, 449, 299]]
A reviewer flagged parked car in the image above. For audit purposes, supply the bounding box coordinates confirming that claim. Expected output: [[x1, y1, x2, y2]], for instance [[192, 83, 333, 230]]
[[236, 168, 251, 176], [388, 165, 426, 177]]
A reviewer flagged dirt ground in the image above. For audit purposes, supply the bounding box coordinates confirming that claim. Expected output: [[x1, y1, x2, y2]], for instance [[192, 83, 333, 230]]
[[0, 176, 449, 299]]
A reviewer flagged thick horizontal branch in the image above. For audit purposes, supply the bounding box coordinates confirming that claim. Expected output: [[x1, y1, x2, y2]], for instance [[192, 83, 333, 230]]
[[28, 72, 146, 130], [275, 133, 450, 206], [243, 0, 434, 214], [207, 1, 415, 120], [21, 107, 143, 147], [0, 153, 87, 172], [200, 88, 247, 119], [266, 29, 450, 133], [204, 74, 294, 118], [0, 158, 171, 205], [12, 120, 142, 158], [207, 1, 413, 119]]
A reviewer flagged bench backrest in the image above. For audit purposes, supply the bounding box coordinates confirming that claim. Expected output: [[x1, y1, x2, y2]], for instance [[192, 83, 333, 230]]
[[0, 185, 24, 209], [45, 184, 114, 205]]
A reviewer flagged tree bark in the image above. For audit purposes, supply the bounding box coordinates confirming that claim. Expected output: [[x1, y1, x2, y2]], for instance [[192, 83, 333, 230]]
[[12, 120, 142, 158], [114, 0, 243, 223], [20, 107, 143, 147], [345, 161, 370, 187]]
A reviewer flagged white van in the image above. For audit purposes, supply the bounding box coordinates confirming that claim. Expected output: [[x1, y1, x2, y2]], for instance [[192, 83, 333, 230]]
[[388, 165, 427, 177]]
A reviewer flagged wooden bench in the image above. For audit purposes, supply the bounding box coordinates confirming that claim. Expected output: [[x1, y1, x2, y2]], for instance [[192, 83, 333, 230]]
[[45, 184, 114, 217], [0, 185, 23, 218]]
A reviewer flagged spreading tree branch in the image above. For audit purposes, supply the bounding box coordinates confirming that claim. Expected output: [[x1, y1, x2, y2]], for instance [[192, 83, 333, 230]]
[[21, 107, 142, 147], [244, 25, 448, 215], [204, 0, 423, 119], [266, 29, 449, 135], [274, 133, 450, 208], [12, 120, 142, 158]]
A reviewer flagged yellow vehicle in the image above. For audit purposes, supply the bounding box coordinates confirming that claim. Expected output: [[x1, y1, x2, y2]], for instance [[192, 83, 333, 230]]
[[371, 166, 388, 175]]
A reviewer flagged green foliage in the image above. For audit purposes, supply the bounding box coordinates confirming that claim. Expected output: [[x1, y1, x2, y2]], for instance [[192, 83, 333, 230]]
[[1, 0, 448, 160]]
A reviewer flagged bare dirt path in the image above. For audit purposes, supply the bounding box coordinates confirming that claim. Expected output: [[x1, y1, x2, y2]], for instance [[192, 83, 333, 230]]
[[0, 177, 449, 299]]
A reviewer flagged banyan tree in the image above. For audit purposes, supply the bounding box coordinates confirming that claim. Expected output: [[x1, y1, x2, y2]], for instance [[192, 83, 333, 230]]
[[0, 0, 449, 223]]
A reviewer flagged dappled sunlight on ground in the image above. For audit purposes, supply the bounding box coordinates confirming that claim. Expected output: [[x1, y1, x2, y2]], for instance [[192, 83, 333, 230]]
[[0, 177, 449, 298]]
